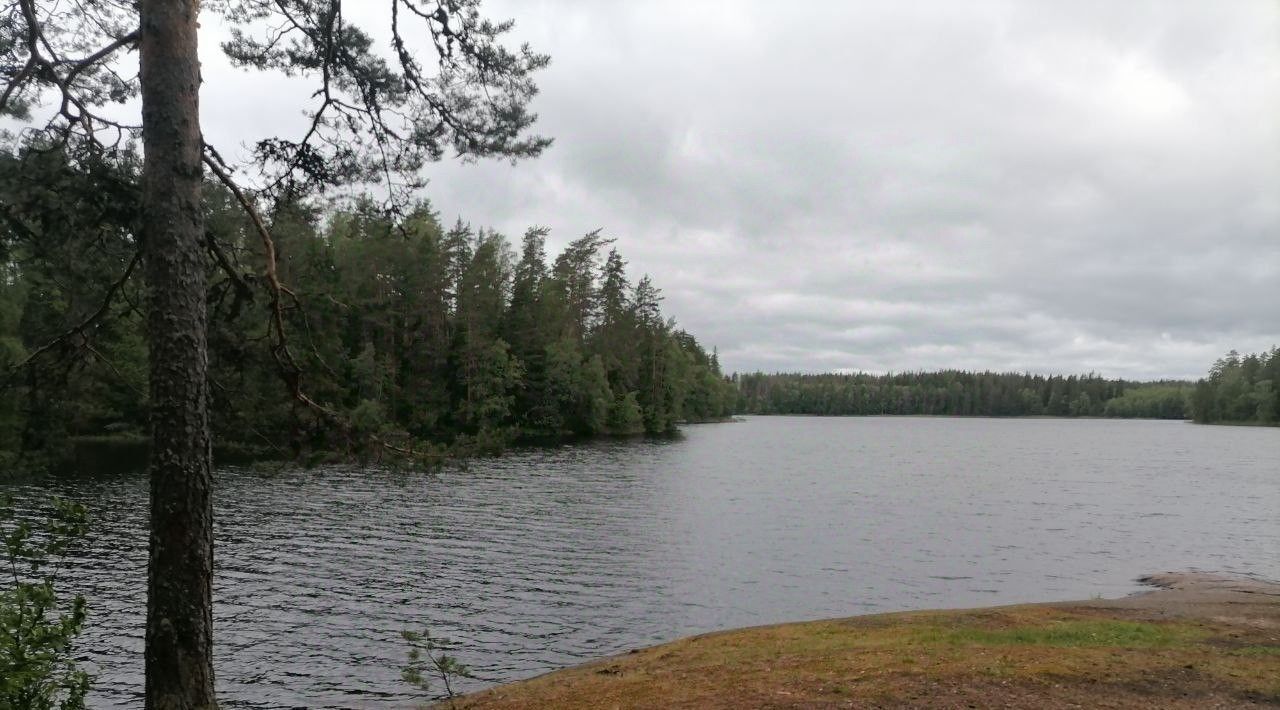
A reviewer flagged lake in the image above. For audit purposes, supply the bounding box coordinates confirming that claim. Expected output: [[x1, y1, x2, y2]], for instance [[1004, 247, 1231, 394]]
[[3, 416, 1277, 708]]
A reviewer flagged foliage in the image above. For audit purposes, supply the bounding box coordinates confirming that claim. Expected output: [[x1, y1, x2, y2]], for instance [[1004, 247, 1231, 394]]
[[0, 158, 736, 464], [2, 0, 550, 201], [1190, 348, 1280, 425], [734, 370, 1191, 419], [0, 146, 144, 466], [1102, 384, 1189, 420], [0, 496, 90, 710], [218, 0, 551, 202], [5, 1, 553, 706], [401, 628, 473, 702]]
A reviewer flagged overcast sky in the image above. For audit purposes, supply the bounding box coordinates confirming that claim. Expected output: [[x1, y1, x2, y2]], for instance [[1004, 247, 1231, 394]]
[[198, 0, 1280, 380]]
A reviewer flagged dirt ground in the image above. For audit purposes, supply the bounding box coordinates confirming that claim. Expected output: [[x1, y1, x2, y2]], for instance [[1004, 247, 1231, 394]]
[[436, 572, 1280, 709]]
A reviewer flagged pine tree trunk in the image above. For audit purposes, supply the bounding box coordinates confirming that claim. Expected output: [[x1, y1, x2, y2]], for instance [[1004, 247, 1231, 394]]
[[139, 0, 216, 707]]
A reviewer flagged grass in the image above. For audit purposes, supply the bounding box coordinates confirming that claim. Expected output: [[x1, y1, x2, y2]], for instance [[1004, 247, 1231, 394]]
[[441, 604, 1280, 709], [911, 618, 1204, 648], [1231, 645, 1280, 657]]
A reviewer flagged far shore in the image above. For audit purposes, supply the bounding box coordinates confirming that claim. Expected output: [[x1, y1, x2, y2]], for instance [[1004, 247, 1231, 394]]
[[736, 412, 1190, 420], [738, 413, 1280, 427], [439, 572, 1280, 709]]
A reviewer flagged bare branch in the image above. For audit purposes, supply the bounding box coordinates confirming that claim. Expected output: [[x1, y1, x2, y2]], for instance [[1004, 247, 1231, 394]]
[[205, 229, 254, 304], [63, 29, 140, 85], [202, 144, 408, 456]]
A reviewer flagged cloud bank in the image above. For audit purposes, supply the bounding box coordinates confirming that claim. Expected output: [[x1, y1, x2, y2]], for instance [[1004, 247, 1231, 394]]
[[199, 0, 1280, 379]]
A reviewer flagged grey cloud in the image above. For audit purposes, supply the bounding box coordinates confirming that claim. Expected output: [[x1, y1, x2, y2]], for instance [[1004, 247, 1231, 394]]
[[197, 0, 1279, 380]]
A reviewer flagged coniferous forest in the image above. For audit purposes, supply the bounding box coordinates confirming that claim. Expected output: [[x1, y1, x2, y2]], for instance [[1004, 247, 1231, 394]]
[[734, 348, 1278, 426], [4, 4, 1275, 709], [0, 147, 737, 470], [733, 371, 1191, 420], [0, 145, 1273, 473], [1190, 349, 1280, 425]]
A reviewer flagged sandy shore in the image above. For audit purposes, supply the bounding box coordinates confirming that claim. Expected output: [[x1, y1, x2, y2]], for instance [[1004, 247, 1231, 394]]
[[438, 572, 1280, 709]]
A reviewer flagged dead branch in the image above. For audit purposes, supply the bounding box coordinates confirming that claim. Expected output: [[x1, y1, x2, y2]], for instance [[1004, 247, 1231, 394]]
[[201, 146, 415, 459]]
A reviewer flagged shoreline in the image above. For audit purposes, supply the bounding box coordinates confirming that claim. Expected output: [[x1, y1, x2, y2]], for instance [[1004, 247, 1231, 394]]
[[440, 572, 1280, 708], [736, 412, 1191, 422]]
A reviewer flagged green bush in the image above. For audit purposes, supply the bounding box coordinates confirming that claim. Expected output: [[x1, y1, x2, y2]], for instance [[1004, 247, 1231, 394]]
[[0, 496, 91, 710]]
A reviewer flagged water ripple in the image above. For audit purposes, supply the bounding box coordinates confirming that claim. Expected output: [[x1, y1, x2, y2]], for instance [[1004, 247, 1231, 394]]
[[2, 417, 1277, 708]]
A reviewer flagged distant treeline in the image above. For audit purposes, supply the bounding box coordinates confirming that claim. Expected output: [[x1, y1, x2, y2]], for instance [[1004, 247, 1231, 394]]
[[734, 348, 1280, 426], [0, 148, 735, 468], [1190, 349, 1279, 425], [732, 371, 1190, 419]]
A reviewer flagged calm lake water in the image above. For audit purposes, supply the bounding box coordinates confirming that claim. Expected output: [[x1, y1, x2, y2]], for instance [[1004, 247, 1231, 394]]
[[4, 416, 1277, 708]]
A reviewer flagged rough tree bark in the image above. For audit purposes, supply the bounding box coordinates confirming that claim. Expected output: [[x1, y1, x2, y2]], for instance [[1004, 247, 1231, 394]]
[[138, 0, 217, 707]]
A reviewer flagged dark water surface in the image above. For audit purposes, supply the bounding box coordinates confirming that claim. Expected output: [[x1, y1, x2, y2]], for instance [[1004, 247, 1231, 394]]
[[4, 416, 1277, 708]]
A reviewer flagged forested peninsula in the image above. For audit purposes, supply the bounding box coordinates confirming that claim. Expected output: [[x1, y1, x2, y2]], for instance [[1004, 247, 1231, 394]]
[[0, 149, 736, 471], [2, 151, 1273, 475]]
